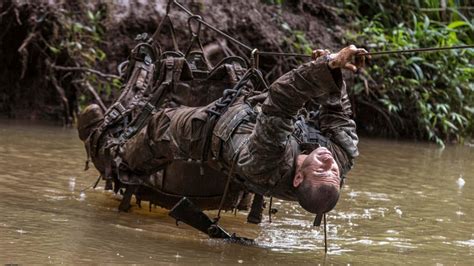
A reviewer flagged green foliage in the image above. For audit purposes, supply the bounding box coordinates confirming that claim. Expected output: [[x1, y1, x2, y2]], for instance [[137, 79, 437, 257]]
[[50, 7, 121, 109], [345, 1, 473, 145], [289, 31, 313, 55], [261, 0, 284, 5], [54, 9, 106, 67]]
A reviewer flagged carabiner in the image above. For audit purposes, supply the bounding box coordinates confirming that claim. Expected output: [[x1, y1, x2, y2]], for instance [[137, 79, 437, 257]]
[[187, 15, 203, 38]]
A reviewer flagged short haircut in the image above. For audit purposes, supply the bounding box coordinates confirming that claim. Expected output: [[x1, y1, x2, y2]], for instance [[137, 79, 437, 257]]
[[296, 178, 340, 214]]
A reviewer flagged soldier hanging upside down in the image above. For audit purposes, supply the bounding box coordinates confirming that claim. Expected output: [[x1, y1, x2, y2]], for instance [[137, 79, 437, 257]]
[[77, 44, 368, 226]]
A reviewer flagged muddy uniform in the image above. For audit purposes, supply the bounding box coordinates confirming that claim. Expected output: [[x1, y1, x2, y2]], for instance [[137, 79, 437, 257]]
[[119, 57, 359, 201]]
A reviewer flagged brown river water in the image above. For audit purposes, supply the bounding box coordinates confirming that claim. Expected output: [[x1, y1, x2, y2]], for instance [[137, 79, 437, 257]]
[[0, 119, 473, 264]]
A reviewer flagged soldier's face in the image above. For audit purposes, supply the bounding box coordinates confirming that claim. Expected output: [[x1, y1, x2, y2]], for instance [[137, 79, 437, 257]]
[[294, 147, 341, 214], [293, 147, 340, 188]]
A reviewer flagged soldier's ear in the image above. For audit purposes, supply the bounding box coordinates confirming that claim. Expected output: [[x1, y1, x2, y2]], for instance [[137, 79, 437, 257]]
[[293, 172, 304, 188]]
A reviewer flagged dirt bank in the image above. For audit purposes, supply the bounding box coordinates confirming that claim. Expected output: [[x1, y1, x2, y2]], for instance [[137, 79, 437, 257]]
[[0, 0, 343, 123]]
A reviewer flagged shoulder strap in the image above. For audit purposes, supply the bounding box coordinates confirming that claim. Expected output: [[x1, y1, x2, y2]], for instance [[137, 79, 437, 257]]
[[118, 56, 191, 143]]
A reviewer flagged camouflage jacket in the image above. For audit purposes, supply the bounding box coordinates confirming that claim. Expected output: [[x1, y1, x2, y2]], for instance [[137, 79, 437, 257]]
[[120, 57, 358, 201]]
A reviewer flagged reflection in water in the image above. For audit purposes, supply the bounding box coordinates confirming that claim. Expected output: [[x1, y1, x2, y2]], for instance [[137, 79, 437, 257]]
[[0, 120, 473, 264]]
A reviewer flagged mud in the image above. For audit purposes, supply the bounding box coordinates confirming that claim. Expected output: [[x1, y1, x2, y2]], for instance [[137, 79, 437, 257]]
[[0, 0, 342, 123]]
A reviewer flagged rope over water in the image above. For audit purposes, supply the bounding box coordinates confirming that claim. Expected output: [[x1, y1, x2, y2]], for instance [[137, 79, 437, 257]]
[[168, 0, 473, 59]]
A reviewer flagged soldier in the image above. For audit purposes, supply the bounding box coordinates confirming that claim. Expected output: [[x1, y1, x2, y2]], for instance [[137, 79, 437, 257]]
[[78, 45, 368, 224]]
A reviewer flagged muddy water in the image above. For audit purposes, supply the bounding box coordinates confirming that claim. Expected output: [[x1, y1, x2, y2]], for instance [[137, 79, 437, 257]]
[[0, 120, 473, 264]]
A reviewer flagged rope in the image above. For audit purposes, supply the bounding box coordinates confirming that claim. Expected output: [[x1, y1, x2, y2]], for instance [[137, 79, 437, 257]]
[[324, 213, 327, 254], [216, 159, 236, 222], [268, 196, 273, 223], [260, 51, 311, 58], [79, 175, 101, 193], [360, 44, 474, 56], [165, 0, 474, 60], [172, 0, 253, 52]]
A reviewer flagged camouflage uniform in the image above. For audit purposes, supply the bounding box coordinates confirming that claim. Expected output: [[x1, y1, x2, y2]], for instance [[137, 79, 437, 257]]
[[118, 57, 358, 201]]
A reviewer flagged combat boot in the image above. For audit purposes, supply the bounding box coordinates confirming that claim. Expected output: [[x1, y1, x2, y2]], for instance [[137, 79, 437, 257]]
[[77, 104, 104, 141]]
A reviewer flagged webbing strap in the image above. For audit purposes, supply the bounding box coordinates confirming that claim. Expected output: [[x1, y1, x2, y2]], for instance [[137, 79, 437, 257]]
[[199, 70, 253, 164], [117, 58, 185, 144], [151, 14, 180, 54], [184, 15, 212, 69]]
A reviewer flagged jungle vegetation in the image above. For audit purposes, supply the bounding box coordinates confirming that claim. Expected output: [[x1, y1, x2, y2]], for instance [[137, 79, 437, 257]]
[[341, 0, 473, 146]]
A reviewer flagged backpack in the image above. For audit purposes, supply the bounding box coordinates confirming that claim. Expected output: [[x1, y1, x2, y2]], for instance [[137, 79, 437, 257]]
[[84, 36, 253, 213]]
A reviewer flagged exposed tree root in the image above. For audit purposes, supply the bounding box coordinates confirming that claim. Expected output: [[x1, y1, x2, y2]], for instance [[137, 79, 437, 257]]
[[82, 81, 107, 112], [51, 65, 120, 80]]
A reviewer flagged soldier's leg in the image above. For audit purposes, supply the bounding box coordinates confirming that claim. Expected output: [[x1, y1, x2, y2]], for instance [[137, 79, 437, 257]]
[[119, 105, 206, 175], [119, 109, 176, 175], [109, 109, 178, 212]]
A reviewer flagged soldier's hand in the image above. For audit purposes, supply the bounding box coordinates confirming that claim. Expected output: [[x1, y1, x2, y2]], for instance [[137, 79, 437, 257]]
[[311, 49, 331, 60], [327, 45, 370, 72]]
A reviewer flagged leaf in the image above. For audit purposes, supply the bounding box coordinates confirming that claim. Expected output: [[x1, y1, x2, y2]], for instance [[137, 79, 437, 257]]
[[95, 11, 102, 20], [413, 0, 420, 9], [436, 104, 449, 114], [423, 15, 430, 31], [87, 10, 94, 21], [455, 86, 464, 100], [407, 56, 424, 64], [445, 120, 458, 131], [281, 22, 291, 32], [447, 21, 468, 29], [112, 78, 122, 89], [421, 62, 439, 70], [410, 63, 424, 80], [72, 22, 84, 32], [464, 106, 474, 114], [83, 26, 94, 33], [435, 137, 445, 149], [49, 46, 60, 54], [96, 49, 106, 61]]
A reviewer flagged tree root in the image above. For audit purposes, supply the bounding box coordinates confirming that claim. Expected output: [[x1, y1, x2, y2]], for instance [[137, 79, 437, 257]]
[[51, 65, 120, 80], [0, 5, 13, 21], [82, 81, 107, 112], [18, 32, 36, 79], [49, 68, 71, 125]]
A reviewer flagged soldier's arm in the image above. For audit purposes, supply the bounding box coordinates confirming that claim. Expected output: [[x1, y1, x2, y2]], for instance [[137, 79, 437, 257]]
[[237, 57, 344, 180], [238, 46, 367, 180], [318, 83, 359, 175]]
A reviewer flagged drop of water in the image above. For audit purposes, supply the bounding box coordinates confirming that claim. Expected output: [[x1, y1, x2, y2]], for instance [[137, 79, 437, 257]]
[[455, 239, 474, 247], [457, 175, 465, 188], [394, 207, 402, 217], [69, 176, 76, 191], [16, 229, 27, 234], [79, 192, 86, 201], [348, 191, 357, 198], [238, 260, 243, 263]]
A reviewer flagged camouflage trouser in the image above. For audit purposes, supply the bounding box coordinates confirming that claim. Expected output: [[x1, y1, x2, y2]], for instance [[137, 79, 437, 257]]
[[117, 105, 210, 175], [78, 103, 251, 210]]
